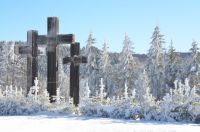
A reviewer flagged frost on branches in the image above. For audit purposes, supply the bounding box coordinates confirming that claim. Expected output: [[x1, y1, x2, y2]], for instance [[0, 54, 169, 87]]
[[147, 25, 166, 100]]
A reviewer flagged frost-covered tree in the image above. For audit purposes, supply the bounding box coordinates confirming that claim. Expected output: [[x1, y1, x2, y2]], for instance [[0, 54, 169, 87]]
[[99, 41, 113, 96], [188, 40, 200, 87], [80, 80, 91, 100], [28, 77, 39, 101], [84, 32, 99, 95], [147, 25, 166, 99], [99, 78, 106, 101], [119, 33, 137, 95], [165, 40, 182, 89], [136, 69, 153, 103], [57, 57, 69, 101], [190, 40, 199, 64], [85, 32, 98, 71], [159, 92, 175, 121], [123, 81, 129, 100], [0, 41, 26, 88], [137, 69, 157, 120], [85, 81, 91, 98], [99, 41, 111, 75]]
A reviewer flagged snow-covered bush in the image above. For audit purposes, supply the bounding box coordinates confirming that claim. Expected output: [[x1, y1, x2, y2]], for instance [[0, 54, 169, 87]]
[[79, 89, 141, 120], [0, 97, 47, 115], [159, 78, 200, 122]]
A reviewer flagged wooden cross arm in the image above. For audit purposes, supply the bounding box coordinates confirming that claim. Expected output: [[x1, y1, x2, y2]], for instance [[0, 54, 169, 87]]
[[14, 45, 31, 54], [14, 45, 44, 55], [58, 34, 75, 44], [63, 56, 87, 64], [37, 34, 75, 44]]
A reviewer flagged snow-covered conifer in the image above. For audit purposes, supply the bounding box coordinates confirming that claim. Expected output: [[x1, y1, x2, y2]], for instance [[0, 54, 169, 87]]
[[84, 32, 99, 95], [123, 81, 129, 100], [190, 40, 199, 64], [165, 40, 181, 89], [188, 40, 200, 87], [99, 41, 111, 74], [119, 33, 137, 97], [147, 25, 166, 99], [99, 78, 106, 101]]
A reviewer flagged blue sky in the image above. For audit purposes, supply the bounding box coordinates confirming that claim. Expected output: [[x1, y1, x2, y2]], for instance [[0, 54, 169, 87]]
[[0, 0, 200, 53]]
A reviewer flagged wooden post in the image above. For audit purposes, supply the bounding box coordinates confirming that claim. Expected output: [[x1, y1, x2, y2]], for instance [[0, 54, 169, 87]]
[[27, 30, 38, 94], [27, 30, 38, 86], [26, 54, 32, 94], [72, 43, 80, 106], [47, 17, 59, 102]]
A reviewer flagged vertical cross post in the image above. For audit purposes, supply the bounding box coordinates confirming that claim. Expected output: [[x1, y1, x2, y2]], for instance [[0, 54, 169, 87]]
[[70, 43, 80, 105], [47, 17, 59, 102], [27, 30, 38, 94]]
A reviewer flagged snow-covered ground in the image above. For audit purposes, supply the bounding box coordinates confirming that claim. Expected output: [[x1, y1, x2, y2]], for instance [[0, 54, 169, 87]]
[[0, 114, 199, 132]]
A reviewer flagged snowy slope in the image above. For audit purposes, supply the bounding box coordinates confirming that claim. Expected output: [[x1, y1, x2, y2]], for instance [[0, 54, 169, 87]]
[[0, 114, 199, 132]]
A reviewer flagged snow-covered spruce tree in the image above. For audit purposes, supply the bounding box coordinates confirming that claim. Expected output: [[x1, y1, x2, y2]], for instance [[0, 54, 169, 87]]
[[99, 41, 113, 96], [188, 40, 200, 87], [135, 69, 157, 120], [119, 33, 137, 96], [99, 41, 111, 74], [165, 40, 182, 90], [147, 25, 166, 100], [84, 32, 99, 95]]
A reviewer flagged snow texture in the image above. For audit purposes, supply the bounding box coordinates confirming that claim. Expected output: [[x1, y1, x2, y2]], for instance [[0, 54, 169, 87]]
[[0, 115, 199, 132]]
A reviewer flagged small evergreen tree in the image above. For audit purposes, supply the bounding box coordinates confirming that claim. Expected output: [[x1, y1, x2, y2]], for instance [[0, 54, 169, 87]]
[[123, 81, 129, 100], [188, 40, 200, 87], [165, 40, 181, 89]]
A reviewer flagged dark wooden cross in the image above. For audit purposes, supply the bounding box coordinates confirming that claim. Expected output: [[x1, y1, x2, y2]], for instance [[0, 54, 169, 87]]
[[14, 30, 39, 94], [37, 17, 75, 102], [63, 43, 87, 106], [16, 17, 74, 101]]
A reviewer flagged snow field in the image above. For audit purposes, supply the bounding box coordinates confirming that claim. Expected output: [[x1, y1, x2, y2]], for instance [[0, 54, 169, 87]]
[[0, 115, 199, 132]]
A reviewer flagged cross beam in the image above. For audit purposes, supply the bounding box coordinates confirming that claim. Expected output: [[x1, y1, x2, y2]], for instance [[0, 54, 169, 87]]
[[63, 43, 87, 106]]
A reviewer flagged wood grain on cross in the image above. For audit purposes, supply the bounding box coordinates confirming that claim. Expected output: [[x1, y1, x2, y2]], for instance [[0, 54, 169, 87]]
[[63, 43, 87, 106]]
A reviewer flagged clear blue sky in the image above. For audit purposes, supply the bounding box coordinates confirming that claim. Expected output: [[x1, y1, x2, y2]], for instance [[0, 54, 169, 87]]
[[0, 0, 200, 53]]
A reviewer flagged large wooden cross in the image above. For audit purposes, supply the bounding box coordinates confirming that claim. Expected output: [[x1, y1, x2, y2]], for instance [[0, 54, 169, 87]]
[[41, 17, 74, 102], [63, 43, 87, 106], [14, 30, 39, 94], [16, 17, 74, 101]]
